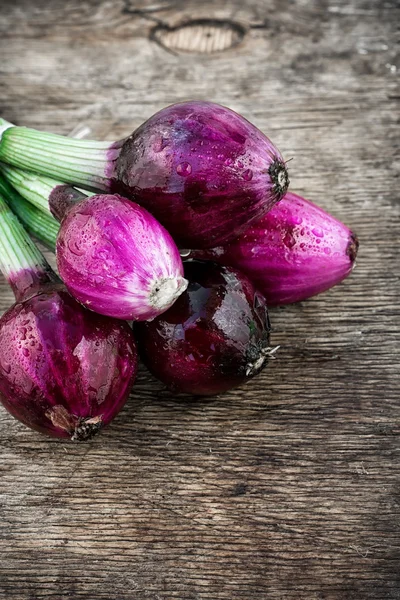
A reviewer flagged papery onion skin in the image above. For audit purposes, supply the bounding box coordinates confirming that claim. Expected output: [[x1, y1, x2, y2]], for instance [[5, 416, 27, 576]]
[[112, 101, 289, 248], [190, 192, 359, 306], [0, 283, 137, 439], [135, 260, 273, 396], [54, 193, 188, 321]]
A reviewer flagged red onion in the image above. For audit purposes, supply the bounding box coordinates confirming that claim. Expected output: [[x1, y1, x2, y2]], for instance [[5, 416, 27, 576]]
[[135, 260, 274, 396], [190, 192, 359, 305], [0, 164, 188, 321], [0, 179, 138, 439], [0, 102, 289, 248]]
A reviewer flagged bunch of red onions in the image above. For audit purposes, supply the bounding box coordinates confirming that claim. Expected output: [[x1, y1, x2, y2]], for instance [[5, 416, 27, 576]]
[[0, 101, 358, 440]]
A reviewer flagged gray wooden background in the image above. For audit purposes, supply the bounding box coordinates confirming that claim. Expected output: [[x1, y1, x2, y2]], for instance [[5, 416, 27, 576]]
[[0, 1, 399, 598]]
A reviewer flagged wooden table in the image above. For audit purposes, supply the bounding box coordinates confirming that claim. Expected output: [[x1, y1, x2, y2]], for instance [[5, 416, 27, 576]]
[[0, 1, 399, 598]]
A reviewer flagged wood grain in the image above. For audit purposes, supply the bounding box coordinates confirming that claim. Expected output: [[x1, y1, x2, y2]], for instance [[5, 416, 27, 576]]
[[0, 0, 399, 598]]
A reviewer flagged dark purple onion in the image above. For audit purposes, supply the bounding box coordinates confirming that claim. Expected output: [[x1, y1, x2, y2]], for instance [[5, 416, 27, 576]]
[[135, 260, 273, 396], [113, 102, 289, 247], [0, 283, 137, 439]]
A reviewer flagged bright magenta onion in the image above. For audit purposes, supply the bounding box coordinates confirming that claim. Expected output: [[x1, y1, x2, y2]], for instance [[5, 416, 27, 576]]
[[0, 102, 289, 248], [0, 179, 138, 440], [189, 192, 359, 305], [0, 164, 188, 321]]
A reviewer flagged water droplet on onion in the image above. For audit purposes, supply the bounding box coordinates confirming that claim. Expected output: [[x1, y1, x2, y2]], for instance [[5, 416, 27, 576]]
[[176, 162, 192, 176], [242, 169, 253, 181]]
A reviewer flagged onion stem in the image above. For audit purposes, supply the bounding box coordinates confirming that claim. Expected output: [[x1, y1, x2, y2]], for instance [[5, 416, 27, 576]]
[[0, 163, 58, 214], [0, 177, 58, 300], [0, 176, 58, 250], [0, 163, 89, 223], [0, 118, 14, 138], [0, 125, 115, 191]]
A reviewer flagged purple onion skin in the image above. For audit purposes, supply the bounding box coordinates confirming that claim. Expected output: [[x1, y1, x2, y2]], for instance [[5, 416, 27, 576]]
[[48, 184, 85, 223], [190, 192, 359, 306], [111, 101, 289, 249], [53, 193, 187, 321], [0, 281, 138, 440], [135, 261, 272, 396]]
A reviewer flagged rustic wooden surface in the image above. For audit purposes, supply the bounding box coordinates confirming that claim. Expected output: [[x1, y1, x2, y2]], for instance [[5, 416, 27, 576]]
[[0, 0, 399, 598]]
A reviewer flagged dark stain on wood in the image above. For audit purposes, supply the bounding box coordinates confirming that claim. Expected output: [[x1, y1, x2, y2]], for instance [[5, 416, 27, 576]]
[[231, 482, 249, 496]]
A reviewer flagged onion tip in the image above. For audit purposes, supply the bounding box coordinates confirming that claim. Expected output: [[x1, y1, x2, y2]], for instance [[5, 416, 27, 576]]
[[149, 276, 189, 312], [346, 232, 359, 263], [268, 159, 290, 199], [46, 404, 104, 441], [71, 416, 104, 442]]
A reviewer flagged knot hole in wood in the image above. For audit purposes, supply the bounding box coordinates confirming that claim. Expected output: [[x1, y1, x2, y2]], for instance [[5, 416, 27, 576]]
[[151, 19, 246, 54]]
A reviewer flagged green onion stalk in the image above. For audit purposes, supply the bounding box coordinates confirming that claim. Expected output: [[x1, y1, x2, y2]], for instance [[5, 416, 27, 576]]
[[0, 174, 58, 250]]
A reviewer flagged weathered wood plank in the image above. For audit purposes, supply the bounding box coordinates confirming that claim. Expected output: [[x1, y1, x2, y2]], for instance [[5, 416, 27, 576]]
[[0, 0, 399, 598]]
